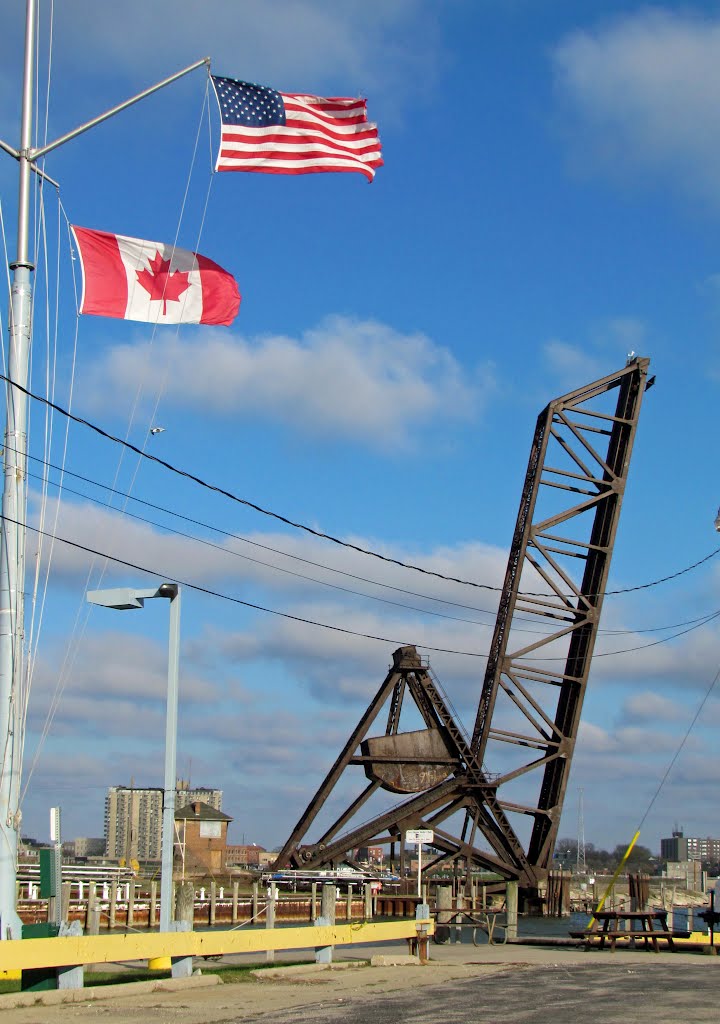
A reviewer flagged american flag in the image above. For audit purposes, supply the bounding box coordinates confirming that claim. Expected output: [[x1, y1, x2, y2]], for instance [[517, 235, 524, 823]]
[[210, 75, 383, 182]]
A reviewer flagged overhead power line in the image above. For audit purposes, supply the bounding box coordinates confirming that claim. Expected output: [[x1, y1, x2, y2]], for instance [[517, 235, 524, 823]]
[[24, 456, 720, 639], [5, 513, 717, 663], [4, 373, 719, 599]]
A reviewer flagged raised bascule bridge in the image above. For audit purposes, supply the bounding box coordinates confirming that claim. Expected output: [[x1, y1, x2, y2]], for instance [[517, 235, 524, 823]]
[[274, 358, 651, 907]]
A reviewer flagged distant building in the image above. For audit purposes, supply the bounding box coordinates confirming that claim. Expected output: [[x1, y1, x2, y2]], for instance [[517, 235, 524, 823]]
[[176, 779, 223, 812], [105, 783, 223, 862], [686, 837, 720, 863], [226, 843, 266, 868], [175, 801, 232, 875], [62, 837, 105, 859], [355, 846, 384, 866], [661, 830, 688, 862], [18, 837, 43, 862], [661, 830, 720, 864], [663, 860, 704, 890]]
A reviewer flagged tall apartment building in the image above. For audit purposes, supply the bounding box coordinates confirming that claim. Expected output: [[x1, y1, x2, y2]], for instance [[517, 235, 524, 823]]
[[105, 782, 223, 862], [176, 779, 222, 812], [661, 830, 720, 864], [661, 830, 688, 862]]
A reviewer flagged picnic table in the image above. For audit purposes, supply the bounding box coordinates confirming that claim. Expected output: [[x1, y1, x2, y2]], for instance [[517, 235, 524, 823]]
[[571, 910, 675, 952]]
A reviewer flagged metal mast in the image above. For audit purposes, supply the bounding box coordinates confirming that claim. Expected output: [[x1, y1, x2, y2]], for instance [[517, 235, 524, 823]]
[[0, 0, 209, 938], [0, 0, 38, 941]]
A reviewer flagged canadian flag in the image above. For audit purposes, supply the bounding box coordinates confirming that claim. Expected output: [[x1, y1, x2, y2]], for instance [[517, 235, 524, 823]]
[[71, 226, 241, 326]]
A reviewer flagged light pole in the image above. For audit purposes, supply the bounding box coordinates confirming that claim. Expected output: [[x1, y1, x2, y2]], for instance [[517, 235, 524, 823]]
[[86, 584, 181, 932]]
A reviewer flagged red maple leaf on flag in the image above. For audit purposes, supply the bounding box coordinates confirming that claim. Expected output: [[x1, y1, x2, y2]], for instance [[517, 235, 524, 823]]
[[136, 250, 191, 314]]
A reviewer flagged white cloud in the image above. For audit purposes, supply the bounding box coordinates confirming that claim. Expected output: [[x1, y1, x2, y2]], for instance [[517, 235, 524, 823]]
[[553, 9, 720, 206], [603, 317, 648, 352], [30, 490, 508, 606], [543, 340, 604, 386], [701, 272, 720, 296], [2, 2, 443, 116], [577, 719, 614, 753], [22, 472, 720, 849], [623, 691, 685, 725], [589, 620, 720, 687], [78, 316, 489, 449], [203, 597, 496, 706], [541, 317, 649, 390], [32, 487, 720, 705]]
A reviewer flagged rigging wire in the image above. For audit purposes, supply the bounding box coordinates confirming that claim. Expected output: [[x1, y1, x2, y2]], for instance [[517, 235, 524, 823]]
[[16, 1, 60, 789], [110, 75, 215, 517], [0, 201, 18, 815], [635, 663, 720, 833], [0, 199, 11, 372], [21, 83, 223, 801], [5, 371, 719, 602], [22, 202, 83, 784], [23, 170, 53, 757], [21, 456, 720, 639], [25, 34, 64, 705]]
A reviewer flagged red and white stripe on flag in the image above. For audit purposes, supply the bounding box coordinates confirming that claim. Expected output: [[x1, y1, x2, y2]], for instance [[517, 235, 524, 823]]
[[71, 226, 240, 326], [211, 76, 382, 181]]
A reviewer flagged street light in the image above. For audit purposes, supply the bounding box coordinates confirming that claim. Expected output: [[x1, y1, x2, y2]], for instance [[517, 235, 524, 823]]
[[86, 583, 181, 932]]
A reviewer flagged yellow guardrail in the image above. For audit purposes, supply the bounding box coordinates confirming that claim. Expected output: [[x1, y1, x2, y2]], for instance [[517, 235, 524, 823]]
[[0, 918, 434, 972]]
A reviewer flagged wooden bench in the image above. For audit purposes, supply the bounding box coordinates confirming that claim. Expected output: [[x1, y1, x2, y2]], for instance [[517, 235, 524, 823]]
[[570, 929, 674, 952]]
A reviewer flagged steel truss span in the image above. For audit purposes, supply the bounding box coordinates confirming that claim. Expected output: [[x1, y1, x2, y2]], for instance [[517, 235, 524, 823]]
[[274, 358, 651, 901]]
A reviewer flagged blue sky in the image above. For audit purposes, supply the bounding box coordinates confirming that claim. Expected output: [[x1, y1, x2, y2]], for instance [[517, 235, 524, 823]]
[[1, 1, 720, 860]]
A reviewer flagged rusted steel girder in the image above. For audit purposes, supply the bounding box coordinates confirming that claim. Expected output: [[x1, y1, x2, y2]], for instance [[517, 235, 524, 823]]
[[274, 645, 537, 884], [273, 359, 650, 900], [470, 357, 651, 879]]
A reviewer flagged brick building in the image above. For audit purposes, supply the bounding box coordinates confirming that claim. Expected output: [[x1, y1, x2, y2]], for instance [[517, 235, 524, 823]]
[[225, 843, 267, 868], [355, 846, 385, 866], [174, 801, 232, 875]]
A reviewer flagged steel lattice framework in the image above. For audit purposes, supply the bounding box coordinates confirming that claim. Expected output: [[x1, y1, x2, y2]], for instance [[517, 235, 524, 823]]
[[274, 358, 651, 898]]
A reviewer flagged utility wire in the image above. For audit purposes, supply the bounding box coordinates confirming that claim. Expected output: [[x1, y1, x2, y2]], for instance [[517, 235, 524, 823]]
[[5, 374, 506, 589], [8, 513, 717, 663], [24, 459, 720, 639], [20, 446, 501, 616], [527, 609, 720, 661], [26, 469, 496, 629], [610, 547, 720, 594], [4, 372, 719, 600], [11, 514, 491, 658]]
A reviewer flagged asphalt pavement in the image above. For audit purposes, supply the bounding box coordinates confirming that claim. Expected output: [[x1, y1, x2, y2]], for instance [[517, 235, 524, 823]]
[[2, 932, 720, 1024], [254, 961, 719, 1024]]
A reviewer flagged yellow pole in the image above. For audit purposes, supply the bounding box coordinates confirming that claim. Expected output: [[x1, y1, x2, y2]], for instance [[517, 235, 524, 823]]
[[587, 830, 640, 929]]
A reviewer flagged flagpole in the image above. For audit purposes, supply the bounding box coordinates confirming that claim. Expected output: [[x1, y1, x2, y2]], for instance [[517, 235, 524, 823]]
[[0, 0, 209, 940], [0, 0, 37, 941]]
